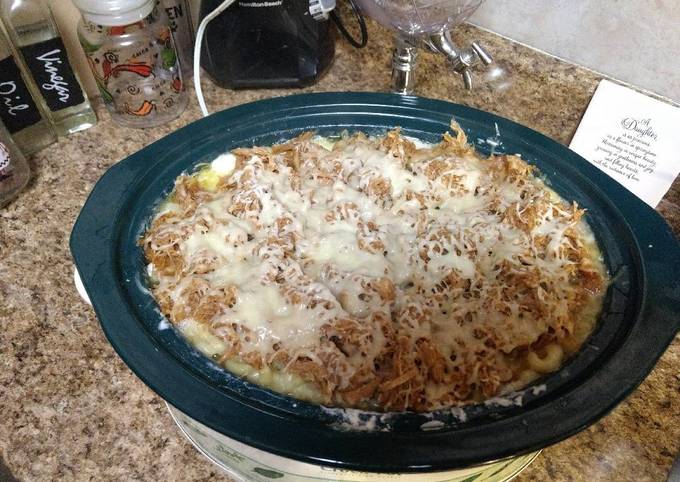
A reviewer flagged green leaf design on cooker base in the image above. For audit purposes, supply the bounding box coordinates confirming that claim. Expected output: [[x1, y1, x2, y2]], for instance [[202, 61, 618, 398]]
[[252, 467, 285, 479], [457, 475, 480, 482], [487, 460, 513, 477]]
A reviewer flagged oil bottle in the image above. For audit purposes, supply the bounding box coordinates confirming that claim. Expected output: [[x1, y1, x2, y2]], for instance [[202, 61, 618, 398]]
[[1, 0, 97, 136], [0, 27, 55, 155]]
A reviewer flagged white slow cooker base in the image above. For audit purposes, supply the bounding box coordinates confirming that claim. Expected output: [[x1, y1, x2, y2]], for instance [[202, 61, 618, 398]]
[[166, 403, 540, 482]]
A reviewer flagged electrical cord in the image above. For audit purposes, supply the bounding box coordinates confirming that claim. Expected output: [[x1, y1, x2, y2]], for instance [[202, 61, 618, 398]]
[[193, 0, 237, 117], [330, 0, 368, 49]]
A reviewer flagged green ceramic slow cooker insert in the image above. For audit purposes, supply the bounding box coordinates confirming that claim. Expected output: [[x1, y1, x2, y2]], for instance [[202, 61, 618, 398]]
[[70, 92, 680, 473]]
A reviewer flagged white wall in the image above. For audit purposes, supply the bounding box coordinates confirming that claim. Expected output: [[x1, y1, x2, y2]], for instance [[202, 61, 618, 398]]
[[469, 0, 680, 102]]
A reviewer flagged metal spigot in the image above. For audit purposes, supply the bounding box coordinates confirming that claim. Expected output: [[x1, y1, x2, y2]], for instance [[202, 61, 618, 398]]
[[391, 37, 419, 95], [390, 30, 493, 94], [427, 31, 493, 90], [452, 41, 493, 89]]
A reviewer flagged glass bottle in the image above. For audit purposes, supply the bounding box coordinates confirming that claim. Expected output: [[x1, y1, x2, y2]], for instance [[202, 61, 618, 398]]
[[0, 27, 55, 155], [72, 0, 188, 129], [0, 0, 97, 136], [0, 120, 31, 208], [158, 0, 193, 79]]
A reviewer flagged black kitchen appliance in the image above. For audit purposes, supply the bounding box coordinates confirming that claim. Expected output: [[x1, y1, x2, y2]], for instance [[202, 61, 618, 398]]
[[198, 0, 364, 89]]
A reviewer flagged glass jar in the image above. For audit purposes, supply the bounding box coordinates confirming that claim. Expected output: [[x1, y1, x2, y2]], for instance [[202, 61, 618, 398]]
[[0, 120, 31, 208], [72, 0, 188, 128]]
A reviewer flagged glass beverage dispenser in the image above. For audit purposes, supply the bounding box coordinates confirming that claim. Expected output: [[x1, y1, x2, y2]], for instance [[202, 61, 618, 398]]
[[352, 0, 492, 94]]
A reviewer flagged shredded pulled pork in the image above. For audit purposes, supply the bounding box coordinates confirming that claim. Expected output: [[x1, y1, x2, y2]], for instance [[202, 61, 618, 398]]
[[141, 125, 607, 411]]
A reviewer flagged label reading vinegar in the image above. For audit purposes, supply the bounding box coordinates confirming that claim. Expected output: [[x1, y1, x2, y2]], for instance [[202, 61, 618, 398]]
[[0, 56, 42, 134], [21, 37, 85, 112]]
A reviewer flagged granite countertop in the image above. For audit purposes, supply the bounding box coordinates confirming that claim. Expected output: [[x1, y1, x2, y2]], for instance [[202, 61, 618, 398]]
[[1, 20, 678, 482]]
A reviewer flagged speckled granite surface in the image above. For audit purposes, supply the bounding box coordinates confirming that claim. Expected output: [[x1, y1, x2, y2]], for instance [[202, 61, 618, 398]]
[[1, 20, 678, 482]]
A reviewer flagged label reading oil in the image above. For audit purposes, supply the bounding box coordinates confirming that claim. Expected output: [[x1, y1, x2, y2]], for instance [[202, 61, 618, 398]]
[[0, 56, 42, 133]]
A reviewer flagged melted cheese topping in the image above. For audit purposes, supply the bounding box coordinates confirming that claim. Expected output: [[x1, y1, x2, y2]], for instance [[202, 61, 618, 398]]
[[141, 128, 608, 411]]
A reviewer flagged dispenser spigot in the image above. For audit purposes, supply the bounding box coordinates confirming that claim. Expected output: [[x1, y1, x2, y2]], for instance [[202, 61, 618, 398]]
[[452, 41, 493, 89], [391, 37, 419, 95], [428, 31, 493, 90]]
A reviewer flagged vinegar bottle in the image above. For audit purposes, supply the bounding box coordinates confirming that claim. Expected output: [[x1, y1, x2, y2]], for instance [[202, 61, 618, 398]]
[[0, 0, 97, 136], [0, 28, 55, 155]]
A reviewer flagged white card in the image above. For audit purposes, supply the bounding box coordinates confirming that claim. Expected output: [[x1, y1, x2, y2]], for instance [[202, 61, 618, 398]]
[[569, 79, 680, 207]]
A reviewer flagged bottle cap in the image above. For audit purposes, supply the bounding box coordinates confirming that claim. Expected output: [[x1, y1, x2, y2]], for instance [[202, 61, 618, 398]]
[[71, 0, 155, 26]]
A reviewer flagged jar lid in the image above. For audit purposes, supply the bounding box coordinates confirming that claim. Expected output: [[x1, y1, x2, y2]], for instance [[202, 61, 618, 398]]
[[71, 0, 155, 26]]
